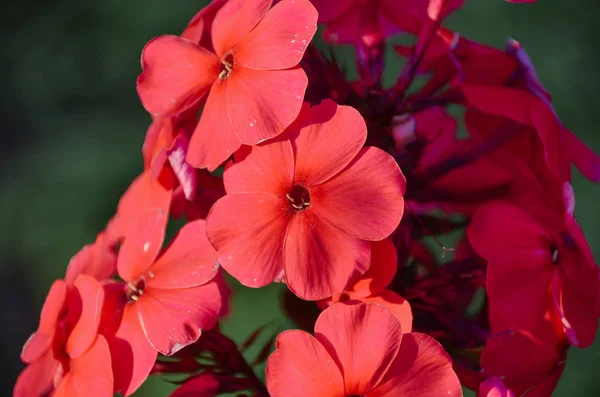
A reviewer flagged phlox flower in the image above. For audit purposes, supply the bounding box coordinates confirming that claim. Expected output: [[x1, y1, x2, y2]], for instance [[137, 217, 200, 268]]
[[137, 0, 318, 170], [266, 302, 462, 396], [100, 214, 225, 396], [206, 100, 405, 300], [318, 239, 413, 327], [15, 276, 113, 397]]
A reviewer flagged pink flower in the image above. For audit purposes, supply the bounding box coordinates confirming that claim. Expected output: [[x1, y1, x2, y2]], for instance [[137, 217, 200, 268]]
[[206, 100, 405, 300]]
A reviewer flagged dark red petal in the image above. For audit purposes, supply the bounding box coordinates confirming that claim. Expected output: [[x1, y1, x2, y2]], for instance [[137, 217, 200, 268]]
[[226, 66, 308, 145], [169, 373, 221, 397], [347, 239, 397, 298], [21, 280, 68, 363], [136, 280, 223, 355], [266, 330, 345, 397], [137, 35, 218, 116], [187, 81, 242, 171], [67, 275, 104, 359], [117, 208, 168, 282], [314, 302, 402, 394], [312, 147, 405, 241], [565, 128, 600, 182], [223, 136, 294, 196], [54, 335, 113, 397], [291, 100, 367, 187], [234, 0, 317, 70], [211, 0, 271, 57], [369, 333, 462, 397], [284, 212, 370, 301], [147, 219, 219, 289], [207, 193, 289, 288]]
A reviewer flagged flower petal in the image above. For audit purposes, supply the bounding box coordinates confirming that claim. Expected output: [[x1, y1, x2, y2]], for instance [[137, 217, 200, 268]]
[[169, 373, 221, 397], [211, 0, 272, 58], [370, 333, 462, 397], [65, 233, 117, 284], [291, 100, 367, 187], [223, 136, 294, 195], [21, 280, 68, 363], [467, 201, 551, 259], [207, 193, 290, 288], [284, 212, 370, 300], [347, 239, 397, 298], [14, 350, 58, 397], [117, 208, 168, 282], [147, 219, 219, 289], [361, 290, 413, 333], [314, 303, 402, 394], [168, 133, 197, 201], [266, 330, 345, 397], [54, 335, 113, 397], [137, 35, 218, 116], [187, 80, 242, 171], [67, 275, 104, 359], [234, 0, 317, 70], [137, 280, 223, 355], [312, 146, 405, 241], [478, 377, 516, 397], [226, 66, 308, 145]]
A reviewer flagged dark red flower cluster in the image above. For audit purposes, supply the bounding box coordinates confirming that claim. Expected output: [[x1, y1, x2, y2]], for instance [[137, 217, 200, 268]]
[[14, 0, 598, 396]]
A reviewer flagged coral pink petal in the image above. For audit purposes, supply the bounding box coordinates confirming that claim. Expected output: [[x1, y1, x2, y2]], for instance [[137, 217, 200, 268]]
[[21, 279, 68, 363], [487, 249, 553, 335], [54, 335, 113, 397], [284, 212, 370, 300], [148, 220, 219, 289], [234, 0, 317, 70], [211, 0, 271, 57], [137, 35, 218, 116], [467, 201, 551, 258], [65, 233, 117, 284], [168, 134, 197, 201], [13, 350, 58, 397], [226, 66, 308, 145], [107, 301, 158, 396], [187, 81, 242, 171], [370, 333, 462, 397], [314, 303, 402, 394], [207, 193, 289, 288], [291, 100, 367, 186], [67, 275, 104, 359], [136, 281, 223, 355], [312, 147, 405, 241], [478, 377, 516, 397], [266, 330, 345, 397], [361, 290, 413, 333], [224, 137, 294, 196], [117, 208, 168, 282], [347, 239, 397, 298], [169, 373, 221, 397]]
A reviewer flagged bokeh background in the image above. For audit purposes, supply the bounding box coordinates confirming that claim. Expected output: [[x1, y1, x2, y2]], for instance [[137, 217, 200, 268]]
[[1, 0, 599, 395]]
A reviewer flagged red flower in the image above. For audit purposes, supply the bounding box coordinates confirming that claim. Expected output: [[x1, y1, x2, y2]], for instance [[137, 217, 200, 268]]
[[137, 0, 318, 170], [468, 200, 600, 347], [477, 377, 515, 397], [206, 100, 405, 300], [266, 302, 462, 396], [15, 276, 113, 397], [101, 215, 225, 395], [319, 239, 413, 328]]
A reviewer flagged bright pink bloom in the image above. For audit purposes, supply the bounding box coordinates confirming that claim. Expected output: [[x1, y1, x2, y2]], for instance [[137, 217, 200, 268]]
[[137, 0, 318, 170], [207, 100, 405, 300], [468, 200, 600, 347], [477, 377, 516, 397], [319, 239, 413, 328], [15, 276, 113, 397], [266, 302, 462, 396], [101, 215, 225, 395]]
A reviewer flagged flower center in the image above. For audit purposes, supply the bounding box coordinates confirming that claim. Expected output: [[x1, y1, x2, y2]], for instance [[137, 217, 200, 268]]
[[286, 184, 311, 211], [126, 277, 146, 302], [218, 52, 234, 80]]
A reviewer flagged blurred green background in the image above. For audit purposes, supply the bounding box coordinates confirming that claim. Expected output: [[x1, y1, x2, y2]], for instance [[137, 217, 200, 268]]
[[1, 0, 598, 395]]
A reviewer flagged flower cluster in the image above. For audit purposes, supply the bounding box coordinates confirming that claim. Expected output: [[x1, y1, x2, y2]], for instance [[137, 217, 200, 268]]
[[14, 0, 599, 396]]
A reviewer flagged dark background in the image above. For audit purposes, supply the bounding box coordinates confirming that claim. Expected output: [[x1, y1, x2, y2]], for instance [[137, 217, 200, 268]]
[[1, 0, 598, 395]]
